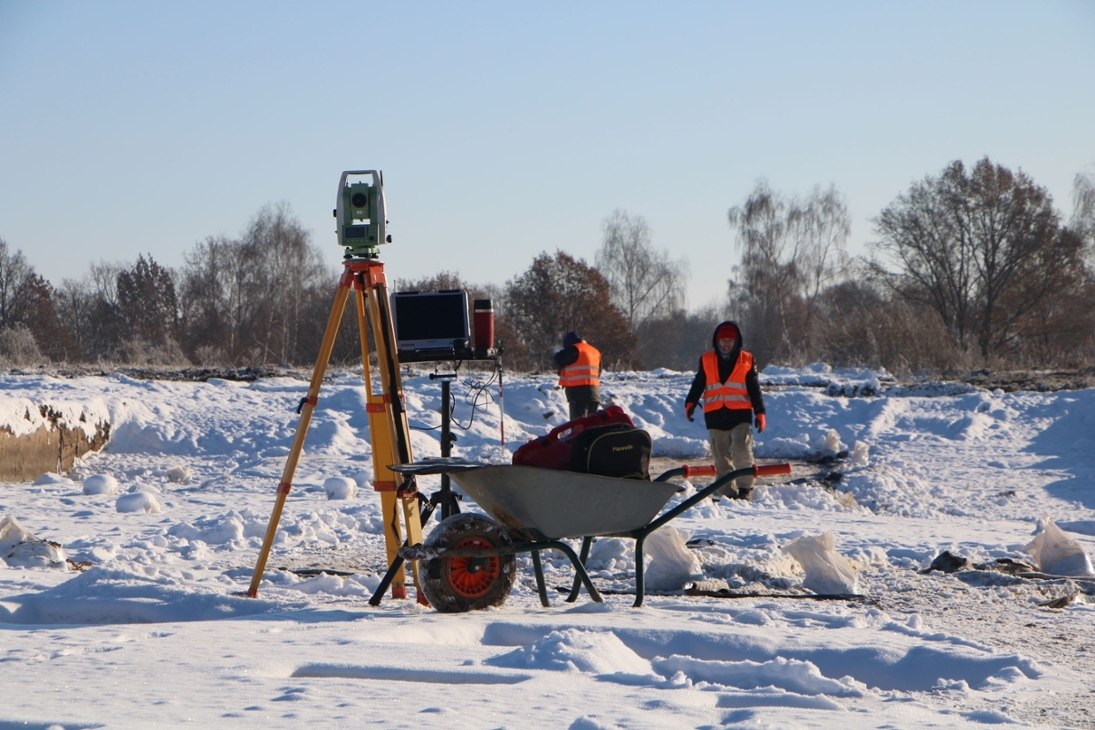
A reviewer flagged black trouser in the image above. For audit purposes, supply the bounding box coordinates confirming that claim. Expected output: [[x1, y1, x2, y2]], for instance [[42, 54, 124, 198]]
[[566, 385, 601, 420]]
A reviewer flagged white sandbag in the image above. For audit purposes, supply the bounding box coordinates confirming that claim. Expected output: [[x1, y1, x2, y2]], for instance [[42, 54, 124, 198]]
[[83, 474, 119, 496], [324, 476, 358, 500], [116, 491, 162, 514], [0, 515, 35, 553], [643, 526, 702, 591], [166, 466, 191, 483], [1026, 517, 1095, 577], [782, 529, 859, 595]]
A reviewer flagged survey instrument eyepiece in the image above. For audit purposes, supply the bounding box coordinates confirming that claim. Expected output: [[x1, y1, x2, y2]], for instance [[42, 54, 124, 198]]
[[335, 170, 390, 259]]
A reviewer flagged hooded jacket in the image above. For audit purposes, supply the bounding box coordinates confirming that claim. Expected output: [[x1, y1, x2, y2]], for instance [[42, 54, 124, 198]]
[[685, 320, 765, 430]]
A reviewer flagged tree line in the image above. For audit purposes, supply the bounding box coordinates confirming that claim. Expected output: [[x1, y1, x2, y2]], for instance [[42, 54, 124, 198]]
[[2, 158, 1093, 374]]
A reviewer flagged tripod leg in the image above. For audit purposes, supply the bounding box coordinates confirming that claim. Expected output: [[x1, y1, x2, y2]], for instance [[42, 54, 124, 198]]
[[247, 276, 352, 597], [364, 276, 425, 602], [355, 270, 426, 602], [354, 283, 408, 598]]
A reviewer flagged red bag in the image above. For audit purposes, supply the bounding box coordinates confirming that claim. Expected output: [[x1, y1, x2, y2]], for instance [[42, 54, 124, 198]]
[[512, 406, 635, 470]]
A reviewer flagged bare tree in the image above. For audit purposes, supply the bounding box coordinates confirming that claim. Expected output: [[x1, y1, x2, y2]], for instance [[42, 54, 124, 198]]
[[1072, 172, 1095, 266], [789, 186, 851, 335], [241, 202, 327, 365], [174, 205, 334, 367], [1073, 172, 1095, 244], [727, 181, 850, 366], [874, 158, 1071, 361], [0, 237, 33, 328], [595, 210, 688, 332]]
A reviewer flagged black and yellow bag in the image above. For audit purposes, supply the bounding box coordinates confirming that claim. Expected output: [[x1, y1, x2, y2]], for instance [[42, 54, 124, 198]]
[[568, 424, 651, 480]]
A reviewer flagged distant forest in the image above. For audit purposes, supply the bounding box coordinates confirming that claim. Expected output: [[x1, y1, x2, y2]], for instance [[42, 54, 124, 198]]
[[2, 157, 1093, 375]]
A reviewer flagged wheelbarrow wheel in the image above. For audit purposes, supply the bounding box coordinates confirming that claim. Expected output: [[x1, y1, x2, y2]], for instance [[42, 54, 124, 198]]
[[420, 513, 516, 613]]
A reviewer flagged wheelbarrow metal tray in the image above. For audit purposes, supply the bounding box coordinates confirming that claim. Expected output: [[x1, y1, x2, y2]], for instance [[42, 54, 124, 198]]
[[448, 465, 681, 540]]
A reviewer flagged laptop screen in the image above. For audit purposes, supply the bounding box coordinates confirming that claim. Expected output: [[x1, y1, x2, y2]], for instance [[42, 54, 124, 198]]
[[391, 290, 470, 352]]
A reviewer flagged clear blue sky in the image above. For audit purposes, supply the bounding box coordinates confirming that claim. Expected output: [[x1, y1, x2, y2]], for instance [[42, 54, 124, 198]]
[[2, 1, 1093, 309]]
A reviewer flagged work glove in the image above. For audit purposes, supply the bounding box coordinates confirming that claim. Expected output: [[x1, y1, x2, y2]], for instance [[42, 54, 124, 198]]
[[754, 413, 766, 432], [685, 402, 696, 422]]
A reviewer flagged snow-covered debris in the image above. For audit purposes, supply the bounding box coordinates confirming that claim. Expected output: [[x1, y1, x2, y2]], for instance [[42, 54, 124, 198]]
[[0, 515, 68, 570]]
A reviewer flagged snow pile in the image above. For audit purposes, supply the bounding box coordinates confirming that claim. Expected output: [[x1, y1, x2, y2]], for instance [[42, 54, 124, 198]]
[[782, 530, 859, 595], [485, 628, 653, 676]]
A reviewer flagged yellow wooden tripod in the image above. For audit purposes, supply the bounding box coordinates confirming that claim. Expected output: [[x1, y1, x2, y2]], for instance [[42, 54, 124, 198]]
[[246, 259, 426, 603]]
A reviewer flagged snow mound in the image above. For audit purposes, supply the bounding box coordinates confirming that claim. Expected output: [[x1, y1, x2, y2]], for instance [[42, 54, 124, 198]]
[[485, 629, 653, 676], [116, 491, 162, 514], [167, 513, 246, 545], [83, 473, 119, 496], [32, 472, 75, 486]]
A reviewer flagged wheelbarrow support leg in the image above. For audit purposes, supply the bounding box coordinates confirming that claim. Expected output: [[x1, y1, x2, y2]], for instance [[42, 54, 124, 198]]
[[543, 540, 601, 603], [566, 536, 594, 603], [634, 535, 647, 608], [531, 550, 550, 607]]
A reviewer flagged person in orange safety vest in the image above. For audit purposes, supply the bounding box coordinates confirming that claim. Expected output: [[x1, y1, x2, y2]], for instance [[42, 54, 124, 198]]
[[684, 321, 766, 500], [554, 331, 602, 420]]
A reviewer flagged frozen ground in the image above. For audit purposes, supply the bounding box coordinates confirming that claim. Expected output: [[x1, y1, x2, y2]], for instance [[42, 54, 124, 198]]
[[2, 363, 1094, 729]]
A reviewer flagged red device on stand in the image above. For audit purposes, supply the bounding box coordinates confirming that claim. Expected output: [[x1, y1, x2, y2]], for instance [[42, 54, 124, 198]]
[[473, 299, 494, 354]]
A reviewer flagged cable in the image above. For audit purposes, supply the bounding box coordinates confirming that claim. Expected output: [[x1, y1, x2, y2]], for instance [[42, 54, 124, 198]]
[[451, 368, 499, 430], [407, 361, 501, 433]]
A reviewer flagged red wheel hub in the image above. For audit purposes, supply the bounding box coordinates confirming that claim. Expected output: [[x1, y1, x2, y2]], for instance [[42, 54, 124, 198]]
[[446, 536, 501, 598]]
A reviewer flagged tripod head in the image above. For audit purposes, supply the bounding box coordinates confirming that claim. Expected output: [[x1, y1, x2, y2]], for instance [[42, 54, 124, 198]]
[[335, 170, 390, 259]]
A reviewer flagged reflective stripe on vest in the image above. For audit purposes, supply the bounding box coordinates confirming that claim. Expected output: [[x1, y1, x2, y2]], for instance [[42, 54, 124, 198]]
[[558, 342, 601, 387], [701, 350, 753, 412]]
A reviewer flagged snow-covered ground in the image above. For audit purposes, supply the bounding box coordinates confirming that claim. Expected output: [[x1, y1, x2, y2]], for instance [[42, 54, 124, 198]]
[[2, 363, 1094, 729]]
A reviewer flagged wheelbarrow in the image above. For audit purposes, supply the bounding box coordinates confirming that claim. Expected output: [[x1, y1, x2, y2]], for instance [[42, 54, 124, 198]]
[[388, 460, 792, 612]]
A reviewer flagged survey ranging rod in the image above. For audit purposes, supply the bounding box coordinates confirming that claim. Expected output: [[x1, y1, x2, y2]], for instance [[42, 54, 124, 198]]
[[246, 170, 426, 602]]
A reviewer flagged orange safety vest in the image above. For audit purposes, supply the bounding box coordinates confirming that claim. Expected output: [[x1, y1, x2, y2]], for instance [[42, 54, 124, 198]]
[[558, 342, 601, 388], [701, 350, 753, 412]]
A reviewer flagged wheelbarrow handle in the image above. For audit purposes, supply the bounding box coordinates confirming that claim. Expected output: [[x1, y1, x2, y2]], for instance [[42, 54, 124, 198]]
[[653, 464, 717, 482], [655, 463, 790, 482], [754, 463, 792, 477]]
